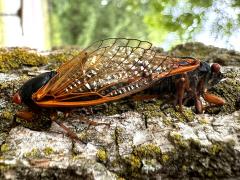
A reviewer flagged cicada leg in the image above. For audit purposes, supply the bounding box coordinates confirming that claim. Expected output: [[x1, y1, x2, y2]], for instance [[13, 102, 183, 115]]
[[50, 112, 87, 144], [14, 109, 52, 131], [78, 115, 111, 128], [175, 73, 191, 112], [15, 110, 37, 121], [194, 93, 203, 114], [13, 109, 36, 129], [203, 91, 225, 107]]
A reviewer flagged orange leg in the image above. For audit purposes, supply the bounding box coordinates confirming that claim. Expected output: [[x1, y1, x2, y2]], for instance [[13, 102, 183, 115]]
[[50, 112, 87, 144], [52, 118, 86, 144], [175, 73, 190, 112], [194, 94, 203, 114], [15, 110, 37, 121], [203, 92, 225, 106]]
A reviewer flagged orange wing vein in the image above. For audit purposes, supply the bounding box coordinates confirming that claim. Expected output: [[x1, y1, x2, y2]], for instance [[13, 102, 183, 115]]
[[32, 38, 200, 107]]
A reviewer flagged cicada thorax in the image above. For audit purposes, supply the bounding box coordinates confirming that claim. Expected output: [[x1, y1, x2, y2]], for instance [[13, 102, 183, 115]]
[[16, 71, 57, 108], [31, 38, 200, 108]]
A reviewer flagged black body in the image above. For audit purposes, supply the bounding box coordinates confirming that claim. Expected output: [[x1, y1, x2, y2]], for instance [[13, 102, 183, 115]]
[[18, 71, 57, 107]]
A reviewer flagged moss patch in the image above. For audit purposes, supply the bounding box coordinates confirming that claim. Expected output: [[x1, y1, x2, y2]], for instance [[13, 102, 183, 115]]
[[0, 47, 81, 72], [133, 144, 161, 158], [24, 148, 41, 158], [1, 143, 10, 153], [0, 48, 47, 72], [123, 154, 142, 176], [43, 147, 54, 156], [207, 77, 240, 114], [162, 136, 239, 178], [96, 148, 108, 163]]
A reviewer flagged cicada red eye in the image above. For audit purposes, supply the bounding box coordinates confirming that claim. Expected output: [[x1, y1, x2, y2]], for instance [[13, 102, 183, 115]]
[[13, 92, 22, 104], [211, 63, 221, 73]]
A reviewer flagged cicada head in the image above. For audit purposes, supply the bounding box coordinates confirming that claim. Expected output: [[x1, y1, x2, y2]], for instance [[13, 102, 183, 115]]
[[209, 63, 223, 85], [199, 62, 223, 88], [12, 71, 57, 107]]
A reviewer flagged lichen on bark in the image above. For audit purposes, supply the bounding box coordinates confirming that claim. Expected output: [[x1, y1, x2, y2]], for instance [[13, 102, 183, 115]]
[[0, 43, 240, 179]]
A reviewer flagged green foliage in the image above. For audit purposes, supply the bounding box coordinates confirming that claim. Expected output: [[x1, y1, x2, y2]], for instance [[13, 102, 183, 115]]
[[49, 0, 148, 47], [48, 0, 240, 48]]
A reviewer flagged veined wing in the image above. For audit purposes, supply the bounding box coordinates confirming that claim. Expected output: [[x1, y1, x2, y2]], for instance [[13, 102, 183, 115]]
[[33, 38, 200, 107]]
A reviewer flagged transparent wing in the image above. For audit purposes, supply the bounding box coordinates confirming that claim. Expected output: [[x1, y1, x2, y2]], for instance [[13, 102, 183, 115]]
[[33, 38, 199, 103]]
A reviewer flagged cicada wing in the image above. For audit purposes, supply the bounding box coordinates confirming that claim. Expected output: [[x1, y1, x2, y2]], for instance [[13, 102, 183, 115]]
[[33, 38, 153, 100], [33, 38, 200, 105]]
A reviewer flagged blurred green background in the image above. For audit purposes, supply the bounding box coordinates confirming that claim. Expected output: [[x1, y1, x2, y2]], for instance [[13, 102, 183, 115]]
[[48, 0, 240, 50], [0, 0, 240, 50]]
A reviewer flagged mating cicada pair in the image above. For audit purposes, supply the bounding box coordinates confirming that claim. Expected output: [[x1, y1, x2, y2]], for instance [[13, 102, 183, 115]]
[[12, 38, 225, 142]]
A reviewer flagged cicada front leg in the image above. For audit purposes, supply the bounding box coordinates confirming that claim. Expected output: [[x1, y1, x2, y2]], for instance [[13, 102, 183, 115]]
[[15, 109, 38, 121], [13, 109, 52, 131], [203, 91, 225, 107]]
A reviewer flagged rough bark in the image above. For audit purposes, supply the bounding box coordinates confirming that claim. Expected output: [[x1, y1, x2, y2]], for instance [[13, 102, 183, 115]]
[[0, 43, 240, 179]]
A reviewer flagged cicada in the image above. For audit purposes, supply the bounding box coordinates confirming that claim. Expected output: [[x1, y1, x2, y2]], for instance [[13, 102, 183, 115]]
[[12, 38, 225, 141]]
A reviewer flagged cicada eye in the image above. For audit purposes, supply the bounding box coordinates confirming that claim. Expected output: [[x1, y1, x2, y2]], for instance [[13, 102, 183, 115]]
[[211, 63, 221, 73], [12, 92, 22, 104]]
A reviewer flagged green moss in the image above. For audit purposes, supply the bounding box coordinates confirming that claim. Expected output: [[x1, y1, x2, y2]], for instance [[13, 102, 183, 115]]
[[43, 147, 54, 156], [0, 48, 47, 72], [206, 170, 213, 177], [77, 131, 89, 143], [207, 78, 240, 114], [135, 100, 165, 119], [0, 111, 13, 121], [169, 131, 189, 149], [170, 131, 181, 141], [170, 42, 219, 59], [189, 139, 201, 148], [161, 154, 170, 163], [164, 107, 194, 122], [125, 154, 141, 170], [0, 164, 12, 171], [133, 144, 161, 158], [48, 49, 80, 63], [113, 127, 124, 144], [208, 144, 223, 155], [118, 153, 143, 178], [116, 177, 125, 180], [0, 47, 81, 72], [96, 100, 137, 116], [1, 143, 10, 153], [24, 148, 41, 158], [96, 148, 108, 163], [72, 155, 81, 161], [181, 165, 187, 171]]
